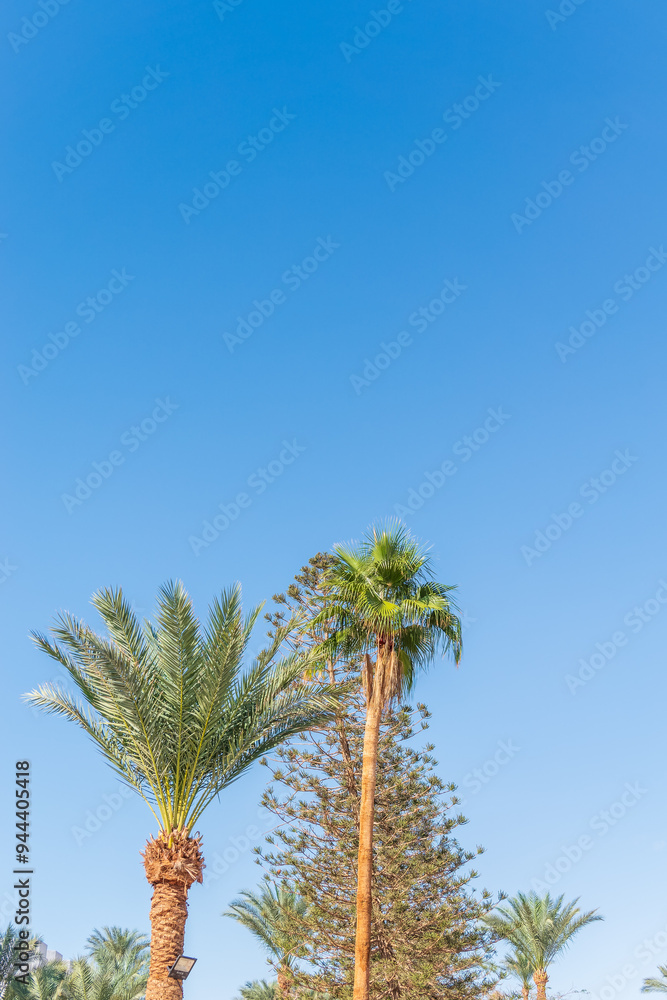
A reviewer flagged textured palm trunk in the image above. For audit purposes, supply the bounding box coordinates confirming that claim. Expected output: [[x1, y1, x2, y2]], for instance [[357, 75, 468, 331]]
[[277, 963, 291, 997], [142, 829, 204, 1000], [352, 689, 382, 1000], [522, 984, 530, 1000], [533, 969, 548, 1000]]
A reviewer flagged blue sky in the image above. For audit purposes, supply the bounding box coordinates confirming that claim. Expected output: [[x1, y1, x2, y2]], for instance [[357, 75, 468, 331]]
[[2, 0, 667, 996]]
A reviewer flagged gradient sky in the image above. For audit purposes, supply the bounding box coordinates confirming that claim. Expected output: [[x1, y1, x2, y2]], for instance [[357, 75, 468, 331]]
[[2, 1, 667, 997]]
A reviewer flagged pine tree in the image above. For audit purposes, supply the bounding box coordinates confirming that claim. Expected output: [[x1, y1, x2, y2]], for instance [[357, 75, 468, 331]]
[[255, 558, 498, 1000]]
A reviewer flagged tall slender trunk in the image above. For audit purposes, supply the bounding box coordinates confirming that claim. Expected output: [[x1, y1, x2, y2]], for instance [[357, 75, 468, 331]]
[[522, 984, 530, 1000], [142, 829, 204, 1000], [533, 969, 548, 1000], [352, 692, 382, 1000]]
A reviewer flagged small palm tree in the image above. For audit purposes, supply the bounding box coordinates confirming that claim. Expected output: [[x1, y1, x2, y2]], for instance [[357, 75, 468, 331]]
[[235, 982, 277, 1000], [6, 961, 68, 1000], [59, 959, 146, 1000], [485, 892, 602, 1000], [310, 523, 462, 1000], [86, 929, 149, 979], [225, 885, 307, 996], [26, 583, 336, 1000], [643, 967, 667, 993]]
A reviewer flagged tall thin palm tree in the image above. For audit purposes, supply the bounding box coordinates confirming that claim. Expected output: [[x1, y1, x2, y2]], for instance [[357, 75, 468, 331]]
[[26, 583, 336, 1000], [643, 967, 667, 993], [485, 893, 602, 1000], [311, 523, 462, 1000], [225, 885, 307, 996]]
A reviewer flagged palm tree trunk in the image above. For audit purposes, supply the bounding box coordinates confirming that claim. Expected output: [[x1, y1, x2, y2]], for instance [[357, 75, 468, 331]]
[[142, 829, 204, 1000], [277, 962, 290, 997], [522, 984, 530, 1000], [352, 690, 382, 1000], [533, 969, 548, 1000]]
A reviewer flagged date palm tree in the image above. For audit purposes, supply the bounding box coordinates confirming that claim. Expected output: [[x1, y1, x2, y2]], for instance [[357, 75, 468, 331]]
[[505, 950, 534, 1000], [86, 928, 149, 979], [311, 523, 462, 1000], [26, 583, 336, 1000], [235, 981, 277, 1000], [225, 885, 307, 996], [643, 967, 667, 993], [485, 893, 602, 1000]]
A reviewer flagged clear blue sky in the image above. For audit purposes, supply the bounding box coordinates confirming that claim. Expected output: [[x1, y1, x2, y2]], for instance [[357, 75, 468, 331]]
[[2, 0, 666, 996]]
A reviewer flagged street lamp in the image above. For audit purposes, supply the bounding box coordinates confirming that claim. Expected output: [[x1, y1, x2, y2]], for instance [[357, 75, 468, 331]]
[[167, 956, 197, 981]]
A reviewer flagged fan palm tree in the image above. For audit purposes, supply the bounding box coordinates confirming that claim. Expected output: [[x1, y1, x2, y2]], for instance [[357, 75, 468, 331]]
[[485, 892, 602, 1000], [225, 885, 307, 996], [643, 967, 667, 993], [310, 523, 462, 1000], [26, 582, 336, 1000]]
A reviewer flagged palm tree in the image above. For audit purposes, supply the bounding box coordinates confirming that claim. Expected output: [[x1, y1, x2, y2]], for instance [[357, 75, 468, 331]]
[[225, 885, 307, 996], [86, 929, 149, 979], [58, 959, 146, 1000], [7, 962, 68, 1000], [643, 967, 667, 992], [235, 982, 277, 1000], [505, 950, 534, 1000], [26, 582, 336, 1000], [310, 523, 462, 1000], [485, 893, 602, 1000], [1, 926, 18, 1000]]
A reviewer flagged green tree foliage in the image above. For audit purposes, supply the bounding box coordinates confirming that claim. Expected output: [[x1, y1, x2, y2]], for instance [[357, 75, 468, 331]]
[[225, 885, 307, 992]]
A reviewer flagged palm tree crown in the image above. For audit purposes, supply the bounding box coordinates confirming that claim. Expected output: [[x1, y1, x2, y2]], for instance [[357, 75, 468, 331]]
[[26, 582, 336, 834], [86, 928, 149, 978], [485, 892, 602, 972], [643, 967, 667, 993], [225, 884, 307, 969], [314, 523, 462, 705]]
